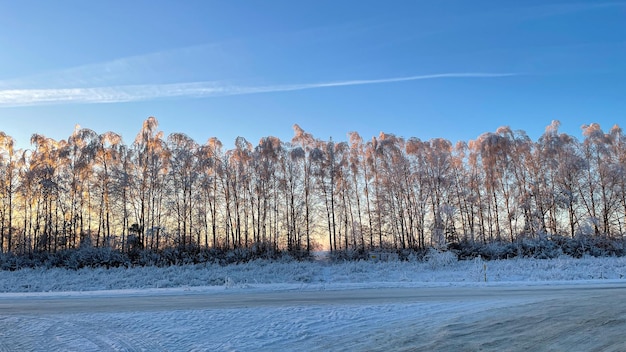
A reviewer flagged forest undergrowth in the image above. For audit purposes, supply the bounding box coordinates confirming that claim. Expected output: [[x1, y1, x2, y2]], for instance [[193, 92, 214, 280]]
[[0, 234, 623, 271]]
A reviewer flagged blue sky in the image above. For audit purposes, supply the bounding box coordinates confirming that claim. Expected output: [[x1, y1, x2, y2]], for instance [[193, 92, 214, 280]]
[[1, 0, 625, 150]]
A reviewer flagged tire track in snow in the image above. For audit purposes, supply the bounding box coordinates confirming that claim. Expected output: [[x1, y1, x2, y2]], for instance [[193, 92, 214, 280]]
[[0, 315, 167, 351], [389, 291, 626, 351]]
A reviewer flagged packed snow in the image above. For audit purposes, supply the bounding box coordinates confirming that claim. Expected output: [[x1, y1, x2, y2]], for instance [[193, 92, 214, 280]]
[[2, 254, 626, 351]]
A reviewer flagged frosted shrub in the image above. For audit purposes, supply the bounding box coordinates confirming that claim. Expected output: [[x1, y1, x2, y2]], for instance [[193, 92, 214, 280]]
[[466, 256, 488, 282], [55, 247, 128, 269], [137, 250, 161, 266], [479, 242, 517, 260], [329, 248, 368, 262], [517, 237, 562, 259], [425, 248, 458, 269], [224, 276, 235, 288]]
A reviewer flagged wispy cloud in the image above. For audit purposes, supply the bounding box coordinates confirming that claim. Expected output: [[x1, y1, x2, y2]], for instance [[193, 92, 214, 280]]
[[0, 43, 225, 90], [0, 73, 517, 107]]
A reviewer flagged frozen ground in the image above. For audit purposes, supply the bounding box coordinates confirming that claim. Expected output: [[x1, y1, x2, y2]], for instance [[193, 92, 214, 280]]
[[1, 255, 626, 351]]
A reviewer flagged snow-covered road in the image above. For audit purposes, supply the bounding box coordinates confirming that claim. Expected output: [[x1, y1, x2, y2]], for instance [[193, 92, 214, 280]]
[[2, 282, 625, 351]]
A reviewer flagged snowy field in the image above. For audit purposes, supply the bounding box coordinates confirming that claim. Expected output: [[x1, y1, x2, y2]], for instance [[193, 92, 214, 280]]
[[2, 255, 626, 351]]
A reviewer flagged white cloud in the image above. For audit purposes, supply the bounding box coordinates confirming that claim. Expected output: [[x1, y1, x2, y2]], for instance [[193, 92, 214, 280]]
[[0, 73, 517, 107]]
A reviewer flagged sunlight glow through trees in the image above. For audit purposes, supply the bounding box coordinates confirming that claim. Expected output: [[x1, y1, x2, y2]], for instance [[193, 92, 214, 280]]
[[0, 118, 625, 256]]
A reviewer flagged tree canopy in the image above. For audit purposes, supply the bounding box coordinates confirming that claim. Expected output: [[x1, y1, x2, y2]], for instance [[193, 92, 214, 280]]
[[0, 118, 625, 262]]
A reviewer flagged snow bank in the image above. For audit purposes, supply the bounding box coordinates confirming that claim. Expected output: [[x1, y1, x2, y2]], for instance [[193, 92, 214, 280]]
[[2, 255, 626, 293]]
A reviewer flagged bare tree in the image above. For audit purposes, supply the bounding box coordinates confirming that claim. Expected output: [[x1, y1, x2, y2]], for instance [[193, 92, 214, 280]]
[[90, 132, 123, 247], [132, 117, 169, 249], [579, 123, 620, 236], [198, 137, 223, 249], [167, 133, 199, 247], [365, 136, 384, 248], [0, 133, 17, 252], [224, 136, 253, 248], [607, 125, 626, 234], [348, 131, 367, 250], [253, 136, 283, 250], [291, 124, 317, 253]]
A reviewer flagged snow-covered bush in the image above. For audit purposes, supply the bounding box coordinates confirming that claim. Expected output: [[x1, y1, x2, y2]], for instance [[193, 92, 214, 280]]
[[1, 234, 625, 272], [65, 247, 129, 269], [449, 234, 626, 261], [329, 248, 369, 262], [425, 248, 457, 269]]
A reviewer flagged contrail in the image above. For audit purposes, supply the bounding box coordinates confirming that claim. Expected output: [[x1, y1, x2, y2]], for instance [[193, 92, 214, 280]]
[[0, 73, 517, 107]]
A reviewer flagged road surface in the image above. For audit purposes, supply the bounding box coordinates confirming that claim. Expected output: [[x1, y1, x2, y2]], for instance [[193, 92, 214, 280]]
[[0, 283, 625, 351]]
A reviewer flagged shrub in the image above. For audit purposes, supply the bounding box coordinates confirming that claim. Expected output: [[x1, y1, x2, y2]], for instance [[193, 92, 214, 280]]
[[425, 248, 458, 268]]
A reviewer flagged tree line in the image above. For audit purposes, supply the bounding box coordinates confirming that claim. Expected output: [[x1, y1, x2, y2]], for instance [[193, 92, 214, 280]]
[[0, 118, 625, 258]]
